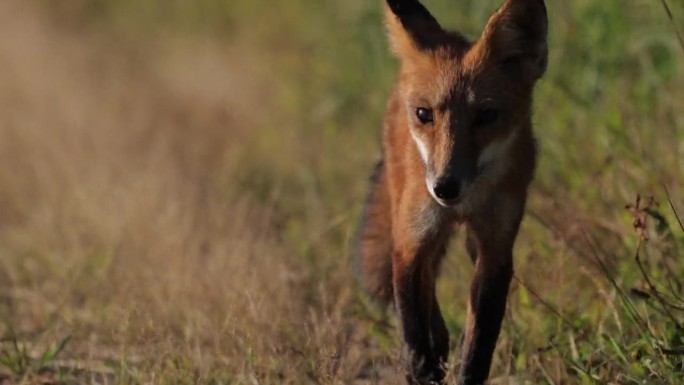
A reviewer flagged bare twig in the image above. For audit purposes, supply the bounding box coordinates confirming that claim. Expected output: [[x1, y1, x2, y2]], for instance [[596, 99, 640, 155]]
[[630, 287, 684, 311], [659, 0, 684, 54], [513, 275, 578, 333], [658, 347, 684, 356], [512, 275, 600, 356], [627, 195, 683, 330], [579, 227, 651, 334], [634, 238, 683, 330], [663, 184, 683, 232]]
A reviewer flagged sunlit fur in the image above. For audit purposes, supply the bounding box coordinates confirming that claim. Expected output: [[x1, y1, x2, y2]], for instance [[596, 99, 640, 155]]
[[357, 1, 547, 384]]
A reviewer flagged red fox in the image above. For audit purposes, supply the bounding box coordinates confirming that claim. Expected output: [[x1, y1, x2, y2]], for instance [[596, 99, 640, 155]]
[[356, 0, 547, 384]]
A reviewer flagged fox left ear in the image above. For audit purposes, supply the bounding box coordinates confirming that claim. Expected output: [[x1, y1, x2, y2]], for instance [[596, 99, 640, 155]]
[[481, 0, 548, 81]]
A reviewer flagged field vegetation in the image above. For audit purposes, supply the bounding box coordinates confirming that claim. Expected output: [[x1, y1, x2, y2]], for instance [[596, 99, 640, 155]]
[[1, 0, 683, 383]]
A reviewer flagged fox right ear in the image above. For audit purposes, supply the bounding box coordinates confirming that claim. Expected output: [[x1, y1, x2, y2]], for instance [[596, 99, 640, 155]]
[[385, 0, 445, 59], [481, 0, 548, 81]]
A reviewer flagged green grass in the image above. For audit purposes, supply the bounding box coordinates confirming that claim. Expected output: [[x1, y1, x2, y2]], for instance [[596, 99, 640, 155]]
[[1, 0, 683, 384]]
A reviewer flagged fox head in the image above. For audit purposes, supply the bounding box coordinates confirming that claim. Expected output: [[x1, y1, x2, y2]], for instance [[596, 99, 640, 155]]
[[385, 0, 547, 208]]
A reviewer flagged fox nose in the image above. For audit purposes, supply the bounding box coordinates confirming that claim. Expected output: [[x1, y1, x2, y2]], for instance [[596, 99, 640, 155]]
[[433, 179, 461, 201]]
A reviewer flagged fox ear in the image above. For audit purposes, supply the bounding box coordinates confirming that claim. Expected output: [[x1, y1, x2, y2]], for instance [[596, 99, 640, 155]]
[[481, 0, 548, 81], [385, 0, 445, 60]]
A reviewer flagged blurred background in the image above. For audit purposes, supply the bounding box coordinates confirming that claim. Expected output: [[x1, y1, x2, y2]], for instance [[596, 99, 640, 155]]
[[0, 0, 682, 384]]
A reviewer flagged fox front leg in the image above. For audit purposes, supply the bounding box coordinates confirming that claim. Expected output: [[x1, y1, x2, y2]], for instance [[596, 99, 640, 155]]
[[457, 196, 524, 385]]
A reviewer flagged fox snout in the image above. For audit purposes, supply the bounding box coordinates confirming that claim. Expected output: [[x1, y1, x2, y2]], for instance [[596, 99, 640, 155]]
[[432, 177, 460, 202], [427, 165, 476, 207]]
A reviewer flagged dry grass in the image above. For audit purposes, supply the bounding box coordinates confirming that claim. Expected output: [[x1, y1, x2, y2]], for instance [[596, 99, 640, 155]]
[[0, 2, 399, 384], [0, 1, 682, 384], [0, 1, 322, 382]]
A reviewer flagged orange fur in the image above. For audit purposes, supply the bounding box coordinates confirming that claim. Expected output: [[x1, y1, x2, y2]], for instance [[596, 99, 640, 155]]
[[356, 1, 548, 384]]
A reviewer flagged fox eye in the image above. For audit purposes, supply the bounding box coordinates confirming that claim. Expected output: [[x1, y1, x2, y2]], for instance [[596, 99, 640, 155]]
[[416, 108, 433, 124], [474, 109, 499, 126]]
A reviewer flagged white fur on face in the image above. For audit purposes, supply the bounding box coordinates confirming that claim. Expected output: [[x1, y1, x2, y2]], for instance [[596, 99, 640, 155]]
[[424, 174, 447, 207], [422, 131, 520, 214], [478, 130, 518, 168], [410, 129, 430, 165], [409, 129, 448, 207], [442, 130, 519, 217]]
